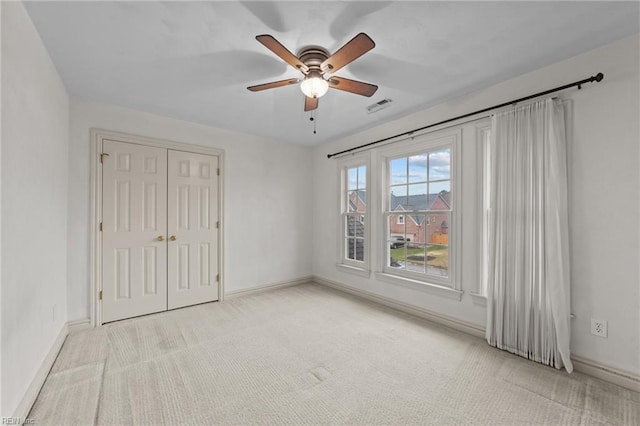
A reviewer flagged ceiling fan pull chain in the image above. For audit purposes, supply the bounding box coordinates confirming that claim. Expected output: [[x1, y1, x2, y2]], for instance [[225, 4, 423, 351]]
[[310, 111, 317, 134]]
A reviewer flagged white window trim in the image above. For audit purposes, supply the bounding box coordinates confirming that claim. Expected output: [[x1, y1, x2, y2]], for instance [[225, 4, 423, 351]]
[[377, 128, 462, 295], [375, 272, 463, 300], [474, 123, 492, 304], [336, 153, 371, 276], [397, 215, 404, 224]]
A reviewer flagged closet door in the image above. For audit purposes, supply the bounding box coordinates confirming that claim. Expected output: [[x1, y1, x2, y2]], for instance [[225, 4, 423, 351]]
[[167, 150, 219, 309], [102, 141, 168, 323]]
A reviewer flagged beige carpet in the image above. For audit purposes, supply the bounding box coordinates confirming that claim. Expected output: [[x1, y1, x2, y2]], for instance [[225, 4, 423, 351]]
[[29, 283, 639, 425]]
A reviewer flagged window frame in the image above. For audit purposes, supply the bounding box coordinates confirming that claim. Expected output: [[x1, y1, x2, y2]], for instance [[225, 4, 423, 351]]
[[376, 128, 462, 299], [336, 154, 371, 277]]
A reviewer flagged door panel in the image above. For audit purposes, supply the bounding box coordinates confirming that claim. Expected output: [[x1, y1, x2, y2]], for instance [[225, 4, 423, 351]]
[[102, 140, 168, 322], [167, 150, 219, 309]]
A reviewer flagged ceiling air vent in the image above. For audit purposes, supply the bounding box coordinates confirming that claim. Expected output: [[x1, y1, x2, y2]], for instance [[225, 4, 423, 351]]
[[366, 98, 393, 114]]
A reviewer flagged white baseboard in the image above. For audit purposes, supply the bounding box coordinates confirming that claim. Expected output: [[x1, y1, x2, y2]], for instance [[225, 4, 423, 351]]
[[572, 355, 640, 392], [313, 276, 485, 339], [12, 323, 69, 421], [313, 275, 640, 392], [225, 276, 312, 299], [67, 318, 92, 334]]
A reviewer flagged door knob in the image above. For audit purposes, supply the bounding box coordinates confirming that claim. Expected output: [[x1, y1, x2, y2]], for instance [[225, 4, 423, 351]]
[[157, 236, 165, 241], [170, 235, 177, 241]]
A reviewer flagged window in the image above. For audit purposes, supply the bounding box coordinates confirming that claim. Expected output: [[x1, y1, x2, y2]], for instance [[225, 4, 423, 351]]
[[345, 165, 366, 262], [380, 130, 459, 291], [338, 156, 369, 275]]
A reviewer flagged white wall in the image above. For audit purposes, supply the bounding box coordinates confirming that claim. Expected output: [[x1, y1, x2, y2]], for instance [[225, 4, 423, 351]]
[[312, 35, 640, 375], [67, 99, 313, 321], [0, 1, 4, 415], [1, 1, 69, 416]]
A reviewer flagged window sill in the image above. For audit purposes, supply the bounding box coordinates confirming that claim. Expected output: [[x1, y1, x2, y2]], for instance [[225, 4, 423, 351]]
[[470, 292, 487, 307], [374, 272, 463, 301], [336, 263, 371, 278]]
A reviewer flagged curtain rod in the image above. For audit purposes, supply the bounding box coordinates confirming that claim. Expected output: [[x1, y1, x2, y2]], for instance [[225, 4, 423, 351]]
[[327, 72, 604, 159]]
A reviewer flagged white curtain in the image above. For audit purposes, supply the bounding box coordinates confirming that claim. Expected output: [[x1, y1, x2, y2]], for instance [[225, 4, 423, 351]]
[[486, 98, 573, 372]]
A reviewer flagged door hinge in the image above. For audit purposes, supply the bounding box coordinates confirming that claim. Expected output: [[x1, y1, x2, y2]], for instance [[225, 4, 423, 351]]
[[99, 222, 103, 232], [99, 290, 103, 300], [216, 274, 220, 282], [216, 221, 219, 229], [100, 153, 110, 163], [217, 168, 220, 176]]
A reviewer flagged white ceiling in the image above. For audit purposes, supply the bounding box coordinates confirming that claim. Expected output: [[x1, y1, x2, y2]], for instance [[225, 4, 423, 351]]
[[24, 1, 639, 146]]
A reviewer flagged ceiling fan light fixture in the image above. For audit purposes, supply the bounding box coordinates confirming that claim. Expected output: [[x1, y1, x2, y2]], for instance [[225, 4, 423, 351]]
[[300, 71, 329, 99]]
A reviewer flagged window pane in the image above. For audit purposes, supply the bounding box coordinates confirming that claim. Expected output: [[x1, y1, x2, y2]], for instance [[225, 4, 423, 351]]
[[407, 183, 428, 210], [347, 191, 359, 212], [355, 238, 365, 261], [388, 245, 405, 270], [390, 157, 407, 185], [355, 217, 364, 238], [429, 181, 451, 209], [388, 215, 406, 269], [357, 190, 366, 213], [357, 166, 366, 189], [347, 238, 355, 260], [406, 244, 426, 274], [344, 238, 350, 260], [427, 212, 449, 243], [348, 167, 357, 190], [387, 214, 405, 241], [426, 211, 449, 277], [346, 216, 356, 237], [427, 244, 448, 277], [390, 185, 407, 210], [408, 153, 428, 183], [406, 214, 426, 245], [429, 149, 451, 180]]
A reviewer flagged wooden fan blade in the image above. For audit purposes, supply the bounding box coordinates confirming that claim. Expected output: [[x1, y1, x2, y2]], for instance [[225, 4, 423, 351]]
[[328, 76, 378, 97], [256, 35, 309, 74], [321, 33, 375, 74], [304, 96, 319, 111], [247, 78, 299, 92]]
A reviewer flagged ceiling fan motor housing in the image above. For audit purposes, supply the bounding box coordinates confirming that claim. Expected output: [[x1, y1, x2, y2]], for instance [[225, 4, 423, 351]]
[[297, 47, 330, 74]]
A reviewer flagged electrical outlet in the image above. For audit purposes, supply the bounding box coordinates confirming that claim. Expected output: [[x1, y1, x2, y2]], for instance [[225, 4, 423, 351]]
[[590, 318, 607, 338]]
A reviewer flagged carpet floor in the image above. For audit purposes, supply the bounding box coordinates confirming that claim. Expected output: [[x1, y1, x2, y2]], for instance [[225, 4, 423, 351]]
[[29, 283, 639, 425]]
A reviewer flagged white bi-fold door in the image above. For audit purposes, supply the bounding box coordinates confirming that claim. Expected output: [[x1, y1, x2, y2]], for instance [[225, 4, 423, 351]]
[[102, 140, 219, 323]]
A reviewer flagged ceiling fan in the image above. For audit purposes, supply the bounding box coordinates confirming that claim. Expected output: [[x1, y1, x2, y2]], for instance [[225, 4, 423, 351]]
[[247, 33, 378, 111]]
